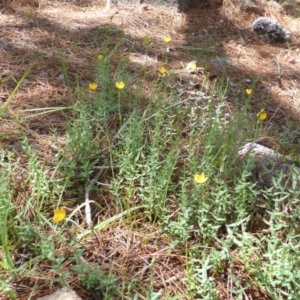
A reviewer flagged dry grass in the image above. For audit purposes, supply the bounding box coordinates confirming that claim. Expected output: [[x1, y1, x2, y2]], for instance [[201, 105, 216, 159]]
[[223, 1, 300, 98], [14, 223, 187, 299], [0, 0, 300, 299]]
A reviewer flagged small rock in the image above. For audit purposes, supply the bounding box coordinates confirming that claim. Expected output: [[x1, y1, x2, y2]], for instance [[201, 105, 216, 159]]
[[69, 23, 88, 30], [36, 287, 82, 300], [58, 74, 64, 82], [252, 17, 291, 42], [209, 57, 231, 67], [79, 80, 89, 87], [243, 78, 252, 84], [21, 79, 30, 86], [230, 81, 237, 88]]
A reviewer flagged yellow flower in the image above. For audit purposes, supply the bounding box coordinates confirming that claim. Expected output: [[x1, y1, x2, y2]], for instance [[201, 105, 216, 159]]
[[52, 208, 66, 224], [163, 35, 171, 43], [194, 173, 209, 184], [89, 82, 98, 90], [257, 110, 267, 121], [246, 88, 253, 95], [97, 54, 104, 60], [158, 67, 166, 75], [115, 81, 125, 90]]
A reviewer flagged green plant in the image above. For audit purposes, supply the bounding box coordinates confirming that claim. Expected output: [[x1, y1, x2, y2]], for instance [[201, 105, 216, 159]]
[[0, 58, 40, 118], [0, 151, 18, 272], [59, 55, 69, 86], [2, 25, 300, 300]]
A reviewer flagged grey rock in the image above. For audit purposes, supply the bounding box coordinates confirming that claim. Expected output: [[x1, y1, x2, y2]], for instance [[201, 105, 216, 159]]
[[243, 78, 252, 84], [37, 287, 82, 300], [238, 142, 297, 188], [230, 81, 237, 88], [252, 17, 291, 42], [209, 56, 231, 67]]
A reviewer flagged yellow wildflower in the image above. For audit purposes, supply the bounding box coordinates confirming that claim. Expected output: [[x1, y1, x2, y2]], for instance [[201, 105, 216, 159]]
[[115, 81, 125, 90], [246, 88, 253, 95], [158, 67, 166, 75], [89, 83, 98, 90], [194, 173, 209, 184], [257, 110, 267, 121], [97, 54, 104, 60], [52, 208, 66, 224], [163, 35, 171, 43]]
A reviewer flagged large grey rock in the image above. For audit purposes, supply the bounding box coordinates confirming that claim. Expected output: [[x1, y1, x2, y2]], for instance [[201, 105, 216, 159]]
[[237, 142, 300, 213], [238, 142, 300, 190], [109, 0, 204, 12]]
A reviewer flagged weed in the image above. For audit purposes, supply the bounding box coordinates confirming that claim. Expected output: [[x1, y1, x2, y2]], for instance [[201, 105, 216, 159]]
[[0, 58, 40, 118], [0, 151, 18, 272], [2, 25, 300, 300], [59, 55, 69, 86]]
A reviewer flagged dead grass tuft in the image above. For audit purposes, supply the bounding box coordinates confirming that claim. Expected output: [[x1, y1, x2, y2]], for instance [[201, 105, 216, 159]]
[[13, 222, 188, 299]]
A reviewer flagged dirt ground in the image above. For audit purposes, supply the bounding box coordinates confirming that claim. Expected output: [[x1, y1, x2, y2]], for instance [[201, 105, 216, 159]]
[[0, 0, 299, 299]]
